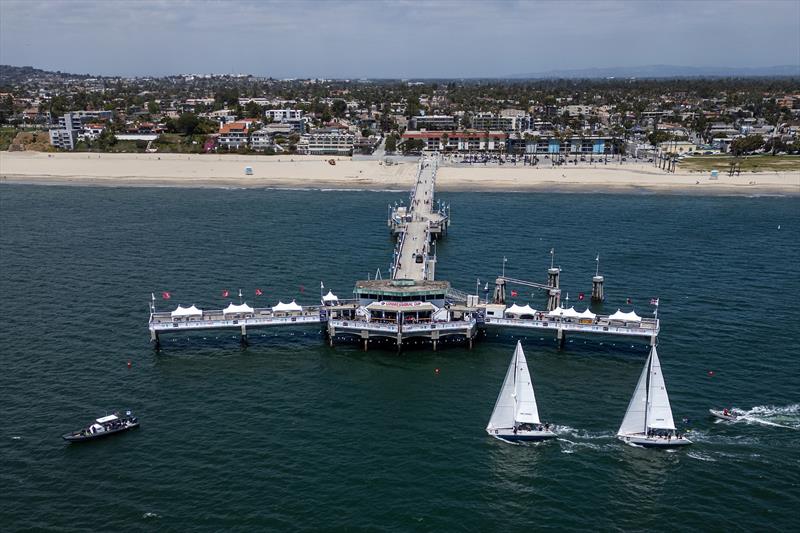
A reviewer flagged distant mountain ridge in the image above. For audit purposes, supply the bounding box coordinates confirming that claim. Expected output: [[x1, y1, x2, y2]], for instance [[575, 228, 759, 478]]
[[508, 64, 800, 79]]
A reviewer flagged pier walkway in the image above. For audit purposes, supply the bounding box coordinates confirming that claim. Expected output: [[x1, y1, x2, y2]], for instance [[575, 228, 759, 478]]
[[390, 155, 448, 281]]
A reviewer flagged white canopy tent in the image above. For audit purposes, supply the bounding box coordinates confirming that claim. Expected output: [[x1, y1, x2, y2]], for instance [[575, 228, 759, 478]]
[[561, 307, 581, 319], [272, 300, 303, 313], [518, 304, 536, 316], [608, 309, 642, 322], [547, 306, 565, 317], [223, 302, 254, 315], [578, 308, 597, 319], [171, 305, 203, 318], [322, 290, 339, 303], [504, 303, 526, 317]]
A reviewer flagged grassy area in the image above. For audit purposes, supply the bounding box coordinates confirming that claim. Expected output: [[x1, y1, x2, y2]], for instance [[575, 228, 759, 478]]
[[678, 155, 800, 172]]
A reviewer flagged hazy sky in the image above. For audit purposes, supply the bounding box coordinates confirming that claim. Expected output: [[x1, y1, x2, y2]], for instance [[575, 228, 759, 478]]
[[1, 0, 798, 78]]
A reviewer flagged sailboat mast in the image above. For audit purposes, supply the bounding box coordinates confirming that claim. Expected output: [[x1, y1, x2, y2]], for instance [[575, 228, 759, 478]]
[[644, 353, 652, 433]]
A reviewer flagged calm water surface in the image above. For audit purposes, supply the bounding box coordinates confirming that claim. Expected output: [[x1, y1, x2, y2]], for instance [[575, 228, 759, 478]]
[[1, 185, 798, 531]]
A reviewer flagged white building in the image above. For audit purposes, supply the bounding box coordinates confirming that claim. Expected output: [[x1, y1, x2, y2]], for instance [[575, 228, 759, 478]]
[[265, 109, 304, 121], [297, 129, 355, 155]]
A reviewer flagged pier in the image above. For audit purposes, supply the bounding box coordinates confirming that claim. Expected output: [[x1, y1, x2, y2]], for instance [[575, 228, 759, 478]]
[[149, 153, 659, 351]]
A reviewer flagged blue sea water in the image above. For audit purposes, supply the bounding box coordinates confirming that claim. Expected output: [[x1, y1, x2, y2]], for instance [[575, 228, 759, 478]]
[[1, 184, 798, 531]]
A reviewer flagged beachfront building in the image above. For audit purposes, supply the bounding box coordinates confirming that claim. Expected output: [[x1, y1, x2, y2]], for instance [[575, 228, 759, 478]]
[[401, 131, 508, 152], [217, 121, 254, 150], [48, 110, 113, 150], [297, 129, 355, 155], [263, 109, 306, 133], [505, 134, 615, 155], [409, 115, 456, 131], [471, 112, 532, 132]]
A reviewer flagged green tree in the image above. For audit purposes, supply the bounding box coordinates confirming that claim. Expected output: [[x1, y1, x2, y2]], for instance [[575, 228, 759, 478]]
[[331, 99, 347, 118], [385, 134, 397, 153], [401, 138, 424, 154], [147, 100, 160, 114], [244, 101, 263, 119], [730, 135, 764, 156], [647, 130, 671, 146]]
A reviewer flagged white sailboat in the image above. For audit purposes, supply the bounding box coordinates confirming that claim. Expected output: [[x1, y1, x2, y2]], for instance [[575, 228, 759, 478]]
[[617, 345, 691, 448], [486, 341, 556, 442]]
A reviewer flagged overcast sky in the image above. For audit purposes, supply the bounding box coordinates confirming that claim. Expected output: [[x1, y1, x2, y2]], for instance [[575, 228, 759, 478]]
[[1, 0, 798, 78]]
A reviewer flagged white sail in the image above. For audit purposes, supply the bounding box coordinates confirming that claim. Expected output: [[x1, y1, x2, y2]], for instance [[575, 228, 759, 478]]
[[618, 351, 651, 436], [487, 342, 518, 431], [646, 346, 676, 430], [513, 343, 541, 424]]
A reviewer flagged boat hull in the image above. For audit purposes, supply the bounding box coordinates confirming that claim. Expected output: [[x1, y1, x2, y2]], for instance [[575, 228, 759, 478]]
[[709, 409, 738, 421], [62, 422, 139, 442], [617, 434, 691, 448], [487, 429, 557, 442]]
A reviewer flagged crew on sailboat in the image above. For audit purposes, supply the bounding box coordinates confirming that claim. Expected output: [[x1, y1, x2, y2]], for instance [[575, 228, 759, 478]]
[[617, 345, 691, 448], [486, 341, 557, 442]]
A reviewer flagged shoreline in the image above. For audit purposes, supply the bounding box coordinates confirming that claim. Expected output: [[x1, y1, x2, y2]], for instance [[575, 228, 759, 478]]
[[2, 151, 798, 196]]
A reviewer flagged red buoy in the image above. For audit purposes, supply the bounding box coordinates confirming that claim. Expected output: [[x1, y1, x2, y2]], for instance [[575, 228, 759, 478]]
[[127, 361, 132, 368], [707, 370, 714, 377], [434, 368, 440, 374]]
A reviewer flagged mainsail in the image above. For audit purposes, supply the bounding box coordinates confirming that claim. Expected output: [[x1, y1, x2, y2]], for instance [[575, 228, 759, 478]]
[[487, 342, 518, 431], [618, 350, 651, 436], [646, 346, 676, 430], [514, 343, 541, 424]]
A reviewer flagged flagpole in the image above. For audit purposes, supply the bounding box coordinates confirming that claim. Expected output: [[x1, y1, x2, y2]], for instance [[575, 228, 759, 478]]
[[502, 256, 507, 278], [238, 289, 242, 304], [595, 252, 600, 277]]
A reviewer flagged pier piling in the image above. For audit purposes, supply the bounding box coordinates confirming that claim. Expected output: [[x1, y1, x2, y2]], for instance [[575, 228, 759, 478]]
[[591, 275, 604, 302]]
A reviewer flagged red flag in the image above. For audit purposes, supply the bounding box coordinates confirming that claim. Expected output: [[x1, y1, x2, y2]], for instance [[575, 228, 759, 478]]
[[578, 292, 585, 301], [255, 288, 263, 296], [161, 291, 171, 300], [299, 285, 305, 293], [510, 290, 518, 297], [221, 289, 229, 298], [626, 297, 632, 304]]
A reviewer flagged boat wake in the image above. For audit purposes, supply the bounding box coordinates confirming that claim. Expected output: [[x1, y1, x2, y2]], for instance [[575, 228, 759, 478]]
[[555, 425, 618, 453], [731, 404, 799, 429]]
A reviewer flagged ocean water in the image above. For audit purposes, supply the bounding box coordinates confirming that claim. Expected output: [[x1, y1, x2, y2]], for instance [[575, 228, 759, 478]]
[[1, 184, 798, 531]]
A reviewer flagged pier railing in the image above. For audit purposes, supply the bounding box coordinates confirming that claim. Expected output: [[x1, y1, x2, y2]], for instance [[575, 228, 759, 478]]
[[485, 316, 659, 337]]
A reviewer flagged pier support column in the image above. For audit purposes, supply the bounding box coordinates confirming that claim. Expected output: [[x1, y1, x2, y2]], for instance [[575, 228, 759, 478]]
[[492, 277, 506, 304], [151, 330, 160, 350], [547, 267, 560, 289], [557, 328, 566, 350], [547, 289, 560, 311], [591, 275, 604, 302], [240, 324, 248, 346], [363, 338, 369, 351], [432, 339, 437, 351]]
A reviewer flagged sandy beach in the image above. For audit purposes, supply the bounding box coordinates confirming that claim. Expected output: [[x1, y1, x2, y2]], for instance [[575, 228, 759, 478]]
[[1, 151, 798, 195]]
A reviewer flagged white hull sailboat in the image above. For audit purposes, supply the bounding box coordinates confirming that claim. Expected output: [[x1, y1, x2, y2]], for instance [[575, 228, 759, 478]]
[[486, 341, 556, 442], [617, 345, 691, 448]]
